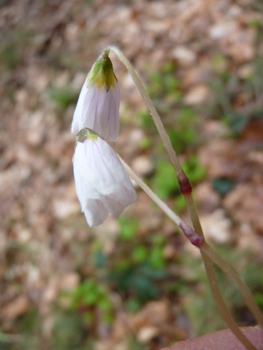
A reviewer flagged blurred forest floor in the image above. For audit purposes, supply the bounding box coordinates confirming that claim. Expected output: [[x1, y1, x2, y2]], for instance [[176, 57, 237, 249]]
[[0, 0, 263, 349]]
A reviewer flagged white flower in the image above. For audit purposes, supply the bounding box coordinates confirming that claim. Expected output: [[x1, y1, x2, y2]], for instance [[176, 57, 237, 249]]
[[73, 129, 137, 227], [71, 53, 120, 141]]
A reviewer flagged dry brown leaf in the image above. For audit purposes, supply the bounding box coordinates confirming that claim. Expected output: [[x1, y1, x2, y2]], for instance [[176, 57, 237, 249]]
[[223, 184, 263, 234], [2, 296, 29, 319]]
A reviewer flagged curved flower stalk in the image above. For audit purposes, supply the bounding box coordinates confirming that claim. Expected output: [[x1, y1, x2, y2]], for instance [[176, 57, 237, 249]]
[[71, 53, 120, 141], [73, 128, 137, 226], [105, 46, 263, 350]]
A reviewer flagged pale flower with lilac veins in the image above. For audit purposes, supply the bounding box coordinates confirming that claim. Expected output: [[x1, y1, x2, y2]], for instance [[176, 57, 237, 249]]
[[73, 128, 137, 227], [71, 52, 120, 141]]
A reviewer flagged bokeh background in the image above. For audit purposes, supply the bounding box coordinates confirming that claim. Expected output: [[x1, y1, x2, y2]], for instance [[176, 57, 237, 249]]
[[1, 0, 263, 349]]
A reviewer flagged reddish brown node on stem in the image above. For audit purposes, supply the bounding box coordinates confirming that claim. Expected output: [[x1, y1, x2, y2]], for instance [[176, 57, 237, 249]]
[[179, 222, 204, 248], [190, 235, 204, 248], [178, 176, 192, 195]]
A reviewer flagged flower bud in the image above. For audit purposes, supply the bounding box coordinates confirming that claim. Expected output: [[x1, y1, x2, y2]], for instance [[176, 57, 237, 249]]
[[73, 129, 137, 226], [71, 53, 120, 141]]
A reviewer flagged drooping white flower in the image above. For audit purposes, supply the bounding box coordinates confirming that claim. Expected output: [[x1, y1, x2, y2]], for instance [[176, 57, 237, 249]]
[[71, 53, 120, 141], [73, 129, 137, 227]]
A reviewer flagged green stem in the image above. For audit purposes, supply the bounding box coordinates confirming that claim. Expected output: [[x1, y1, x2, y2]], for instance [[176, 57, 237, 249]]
[[120, 157, 257, 350], [184, 194, 259, 350], [109, 45, 262, 350], [202, 242, 263, 329], [107, 46, 182, 174], [119, 156, 186, 228]]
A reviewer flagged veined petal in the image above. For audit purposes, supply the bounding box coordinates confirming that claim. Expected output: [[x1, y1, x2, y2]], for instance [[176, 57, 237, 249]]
[[98, 83, 120, 141], [73, 130, 137, 227], [83, 199, 109, 227], [71, 82, 95, 135], [71, 54, 120, 141]]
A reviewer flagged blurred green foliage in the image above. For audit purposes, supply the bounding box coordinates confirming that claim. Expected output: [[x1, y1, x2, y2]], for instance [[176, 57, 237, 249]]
[[3, 245, 262, 349], [107, 229, 168, 310], [0, 40, 21, 71], [147, 62, 182, 107], [222, 112, 248, 134], [167, 107, 197, 153], [152, 155, 206, 200], [65, 278, 113, 325], [177, 247, 263, 335], [89, 240, 107, 268], [0, 30, 29, 71], [0, 309, 40, 350], [212, 178, 236, 195], [137, 110, 156, 131], [118, 216, 139, 241], [151, 158, 178, 199], [138, 62, 199, 154], [49, 86, 79, 110], [139, 135, 153, 150], [51, 310, 94, 350], [255, 276, 263, 308], [110, 262, 167, 304], [127, 336, 146, 350]]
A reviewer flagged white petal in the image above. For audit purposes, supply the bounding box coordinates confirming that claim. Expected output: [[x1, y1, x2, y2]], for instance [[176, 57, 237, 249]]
[[71, 79, 120, 141], [83, 199, 109, 226], [73, 136, 137, 227], [71, 82, 88, 135], [96, 82, 120, 141]]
